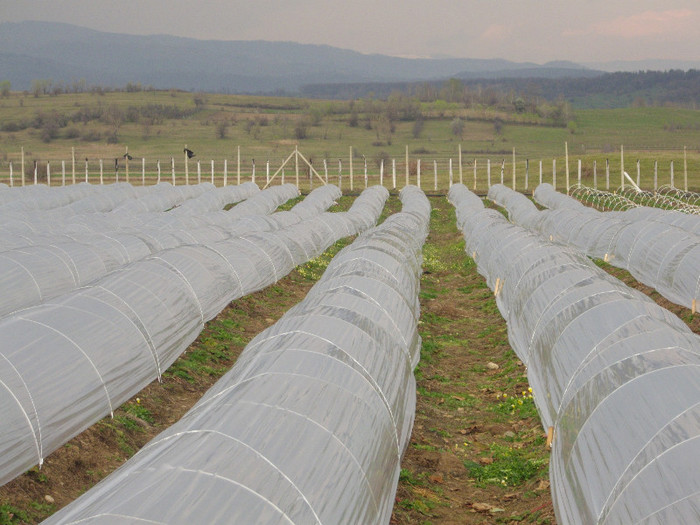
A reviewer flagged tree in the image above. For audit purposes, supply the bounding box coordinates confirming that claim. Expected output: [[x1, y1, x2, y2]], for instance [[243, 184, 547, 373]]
[[451, 117, 465, 138], [216, 120, 229, 139], [0, 80, 10, 98]]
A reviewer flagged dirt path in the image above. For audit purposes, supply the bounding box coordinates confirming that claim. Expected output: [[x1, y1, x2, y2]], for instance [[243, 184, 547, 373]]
[[391, 197, 555, 525]]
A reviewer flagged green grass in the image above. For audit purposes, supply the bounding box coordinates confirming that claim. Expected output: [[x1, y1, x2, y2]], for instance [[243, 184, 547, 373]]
[[464, 443, 548, 487], [2, 90, 699, 192]]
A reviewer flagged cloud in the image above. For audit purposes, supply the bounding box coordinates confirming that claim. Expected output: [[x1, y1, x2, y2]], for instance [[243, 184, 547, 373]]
[[481, 24, 511, 41], [566, 9, 697, 39]]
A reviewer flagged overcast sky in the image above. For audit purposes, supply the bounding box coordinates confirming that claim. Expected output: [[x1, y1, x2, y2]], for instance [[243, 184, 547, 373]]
[[3, 0, 699, 64]]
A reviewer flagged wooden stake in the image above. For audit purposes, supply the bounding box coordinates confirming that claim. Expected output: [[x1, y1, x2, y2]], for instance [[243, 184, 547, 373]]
[[565, 141, 569, 192], [692, 299, 696, 315], [621, 145, 624, 190], [546, 426, 554, 448], [405, 145, 409, 188], [458, 144, 463, 184], [184, 145, 189, 185], [684, 146, 688, 192], [295, 145, 299, 188]]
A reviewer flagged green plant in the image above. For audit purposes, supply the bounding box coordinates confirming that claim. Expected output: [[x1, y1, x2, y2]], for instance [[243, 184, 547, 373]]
[[465, 442, 547, 487]]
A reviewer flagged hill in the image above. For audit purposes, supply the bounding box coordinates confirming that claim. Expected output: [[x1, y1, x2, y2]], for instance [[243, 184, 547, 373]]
[[0, 21, 598, 94]]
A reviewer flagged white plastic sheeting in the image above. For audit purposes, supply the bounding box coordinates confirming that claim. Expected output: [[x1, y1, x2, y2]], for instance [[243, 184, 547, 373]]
[[42, 186, 428, 525], [0, 185, 385, 488], [0, 183, 268, 317], [450, 183, 700, 525], [491, 183, 700, 310]]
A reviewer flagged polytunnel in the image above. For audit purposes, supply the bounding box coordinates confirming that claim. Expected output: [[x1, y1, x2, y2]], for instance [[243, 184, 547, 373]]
[[449, 183, 700, 524], [0, 183, 269, 317], [43, 185, 429, 525], [493, 183, 700, 310], [0, 185, 388, 488]]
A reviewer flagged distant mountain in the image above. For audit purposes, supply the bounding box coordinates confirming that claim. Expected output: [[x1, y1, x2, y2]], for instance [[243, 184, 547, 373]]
[[584, 59, 700, 72], [0, 21, 599, 94]]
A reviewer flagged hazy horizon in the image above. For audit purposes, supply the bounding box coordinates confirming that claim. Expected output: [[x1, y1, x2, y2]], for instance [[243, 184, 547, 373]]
[[3, 1, 699, 67]]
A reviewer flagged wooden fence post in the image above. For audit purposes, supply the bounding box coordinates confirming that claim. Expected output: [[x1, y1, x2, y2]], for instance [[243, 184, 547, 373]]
[[403, 145, 408, 187], [593, 160, 597, 189], [684, 146, 688, 191], [184, 146, 189, 185], [156, 160, 160, 184], [392, 158, 396, 189], [620, 145, 624, 190], [364, 156, 368, 188], [565, 141, 570, 192], [577, 158, 581, 187], [416, 158, 421, 188], [197, 160, 201, 184], [100, 158, 104, 185], [47, 161, 51, 186], [458, 144, 463, 184], [72, 147, 76, 185], [525, 159, 529, 190], [671, 160, 675, 187]]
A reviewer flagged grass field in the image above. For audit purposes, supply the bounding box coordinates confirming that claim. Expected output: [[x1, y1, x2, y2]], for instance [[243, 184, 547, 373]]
[[1, 90, 699, 191]]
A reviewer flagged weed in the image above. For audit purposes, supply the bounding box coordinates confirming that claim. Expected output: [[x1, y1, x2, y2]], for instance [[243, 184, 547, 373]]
[[465, 443, 547, 487], [123, 403, 154, 423], [0, 503, 30, 524]]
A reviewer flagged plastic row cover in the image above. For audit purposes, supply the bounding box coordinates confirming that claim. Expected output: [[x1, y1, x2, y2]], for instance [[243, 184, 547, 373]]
[[450, 183, 700, 525], [44, 186, 429, 525], [0, 182, 104, 210], [537, 183, 700, 233], [0, 182, 225, 238], [0, 184, 278, 317], [0, 185, 387, 488], [501, 183, 700, 310]]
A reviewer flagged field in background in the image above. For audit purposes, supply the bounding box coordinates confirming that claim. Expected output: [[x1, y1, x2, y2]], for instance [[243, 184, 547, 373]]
[[1, 90, 699, 191]]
